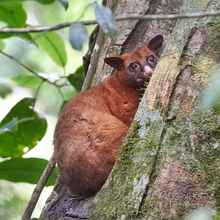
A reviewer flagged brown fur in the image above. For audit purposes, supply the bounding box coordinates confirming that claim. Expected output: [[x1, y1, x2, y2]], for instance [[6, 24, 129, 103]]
[[54, 35, 163, 197]]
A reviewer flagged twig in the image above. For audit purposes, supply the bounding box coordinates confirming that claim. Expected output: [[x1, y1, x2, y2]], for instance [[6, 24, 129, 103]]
[[33, 81, 44, 108], [0, 50, 44, 79], [0, 10, 220, 33], [81, 27, 104, 91], [21, 154, 56, 220], [0, 50, 68, 88]]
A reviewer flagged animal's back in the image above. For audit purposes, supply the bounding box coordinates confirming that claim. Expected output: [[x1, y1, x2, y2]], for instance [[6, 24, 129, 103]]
[[54, 81, 129, 196]]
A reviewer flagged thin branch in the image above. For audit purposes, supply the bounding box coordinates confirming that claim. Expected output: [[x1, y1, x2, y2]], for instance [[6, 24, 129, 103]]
[[33, 81, 44, 107], [0, 11, 220, 34], [81, 28, 103, 91], [21, 154, 56, 220], [0, 50, 68, 88], [0, 50, 44, 79]]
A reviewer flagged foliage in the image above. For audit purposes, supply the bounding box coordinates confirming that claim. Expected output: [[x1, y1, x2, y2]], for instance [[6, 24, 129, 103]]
[[0, 84, 12, 98], [33, 32, 67, 67], [0, 158, 57, 186], [0, 181, 28, 220], [95, 2, 117, 36], [0, 0, 116, 187], [0, 98, 47, 158], [12, 73, 42, 90], [69, 23, 88, 51], [68, 66, 85, 91]]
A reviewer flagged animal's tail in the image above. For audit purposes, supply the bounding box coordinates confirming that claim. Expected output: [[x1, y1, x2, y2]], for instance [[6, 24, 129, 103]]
[[40, 183, 94, 220]]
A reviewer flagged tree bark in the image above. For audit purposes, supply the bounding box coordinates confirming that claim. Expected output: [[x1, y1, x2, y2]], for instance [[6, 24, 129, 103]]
[[41, 0, 220, 219]]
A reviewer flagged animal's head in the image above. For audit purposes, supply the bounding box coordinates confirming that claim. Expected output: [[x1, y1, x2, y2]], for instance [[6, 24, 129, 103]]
[[104, 34, 164, 88]]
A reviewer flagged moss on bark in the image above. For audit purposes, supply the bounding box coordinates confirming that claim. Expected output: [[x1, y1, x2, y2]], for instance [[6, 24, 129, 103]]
[[91, 1, 220, 220]]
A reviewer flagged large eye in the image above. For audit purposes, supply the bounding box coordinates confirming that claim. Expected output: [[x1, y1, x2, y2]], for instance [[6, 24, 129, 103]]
[[128, 62, 141, 72], [147, 55, 157, 68]]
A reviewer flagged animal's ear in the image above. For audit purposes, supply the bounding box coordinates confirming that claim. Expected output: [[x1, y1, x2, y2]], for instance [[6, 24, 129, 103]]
[[147, 34, 164, 54], [104, 56, 124, 69]]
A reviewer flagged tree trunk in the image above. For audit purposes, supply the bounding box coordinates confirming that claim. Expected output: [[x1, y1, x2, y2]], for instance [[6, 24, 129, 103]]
[[41, 0, 220, 219]]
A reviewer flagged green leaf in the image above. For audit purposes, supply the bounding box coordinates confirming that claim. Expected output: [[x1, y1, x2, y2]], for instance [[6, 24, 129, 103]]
[[34, 32, 67, 67], [0, 3, 26, 27], [60, 85, 76, 101], [68, 66, 85, 91], [12, 73, 42, 90], [0, 0, 55, 4], [0, 2, 34, 42], [69, 23, 88, 51], [95, 2, 117, 36], [0, 158, 57, 186], [0, 84, 12, 98], [0, 98, 47, 158]]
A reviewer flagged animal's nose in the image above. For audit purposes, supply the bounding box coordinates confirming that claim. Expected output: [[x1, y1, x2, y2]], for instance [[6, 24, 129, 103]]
[[144, 65, 153, 77]]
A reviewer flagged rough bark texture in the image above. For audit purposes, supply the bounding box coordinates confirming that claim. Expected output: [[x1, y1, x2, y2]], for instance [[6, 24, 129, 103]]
[[41, 0, 220, 219]]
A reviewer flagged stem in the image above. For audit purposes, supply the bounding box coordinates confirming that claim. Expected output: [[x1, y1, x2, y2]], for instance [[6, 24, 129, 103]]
[[21, 154, 56, 220], [0, 11, 219, 33], [0, 50, 68, 88], [0, 50, 43, 79]]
